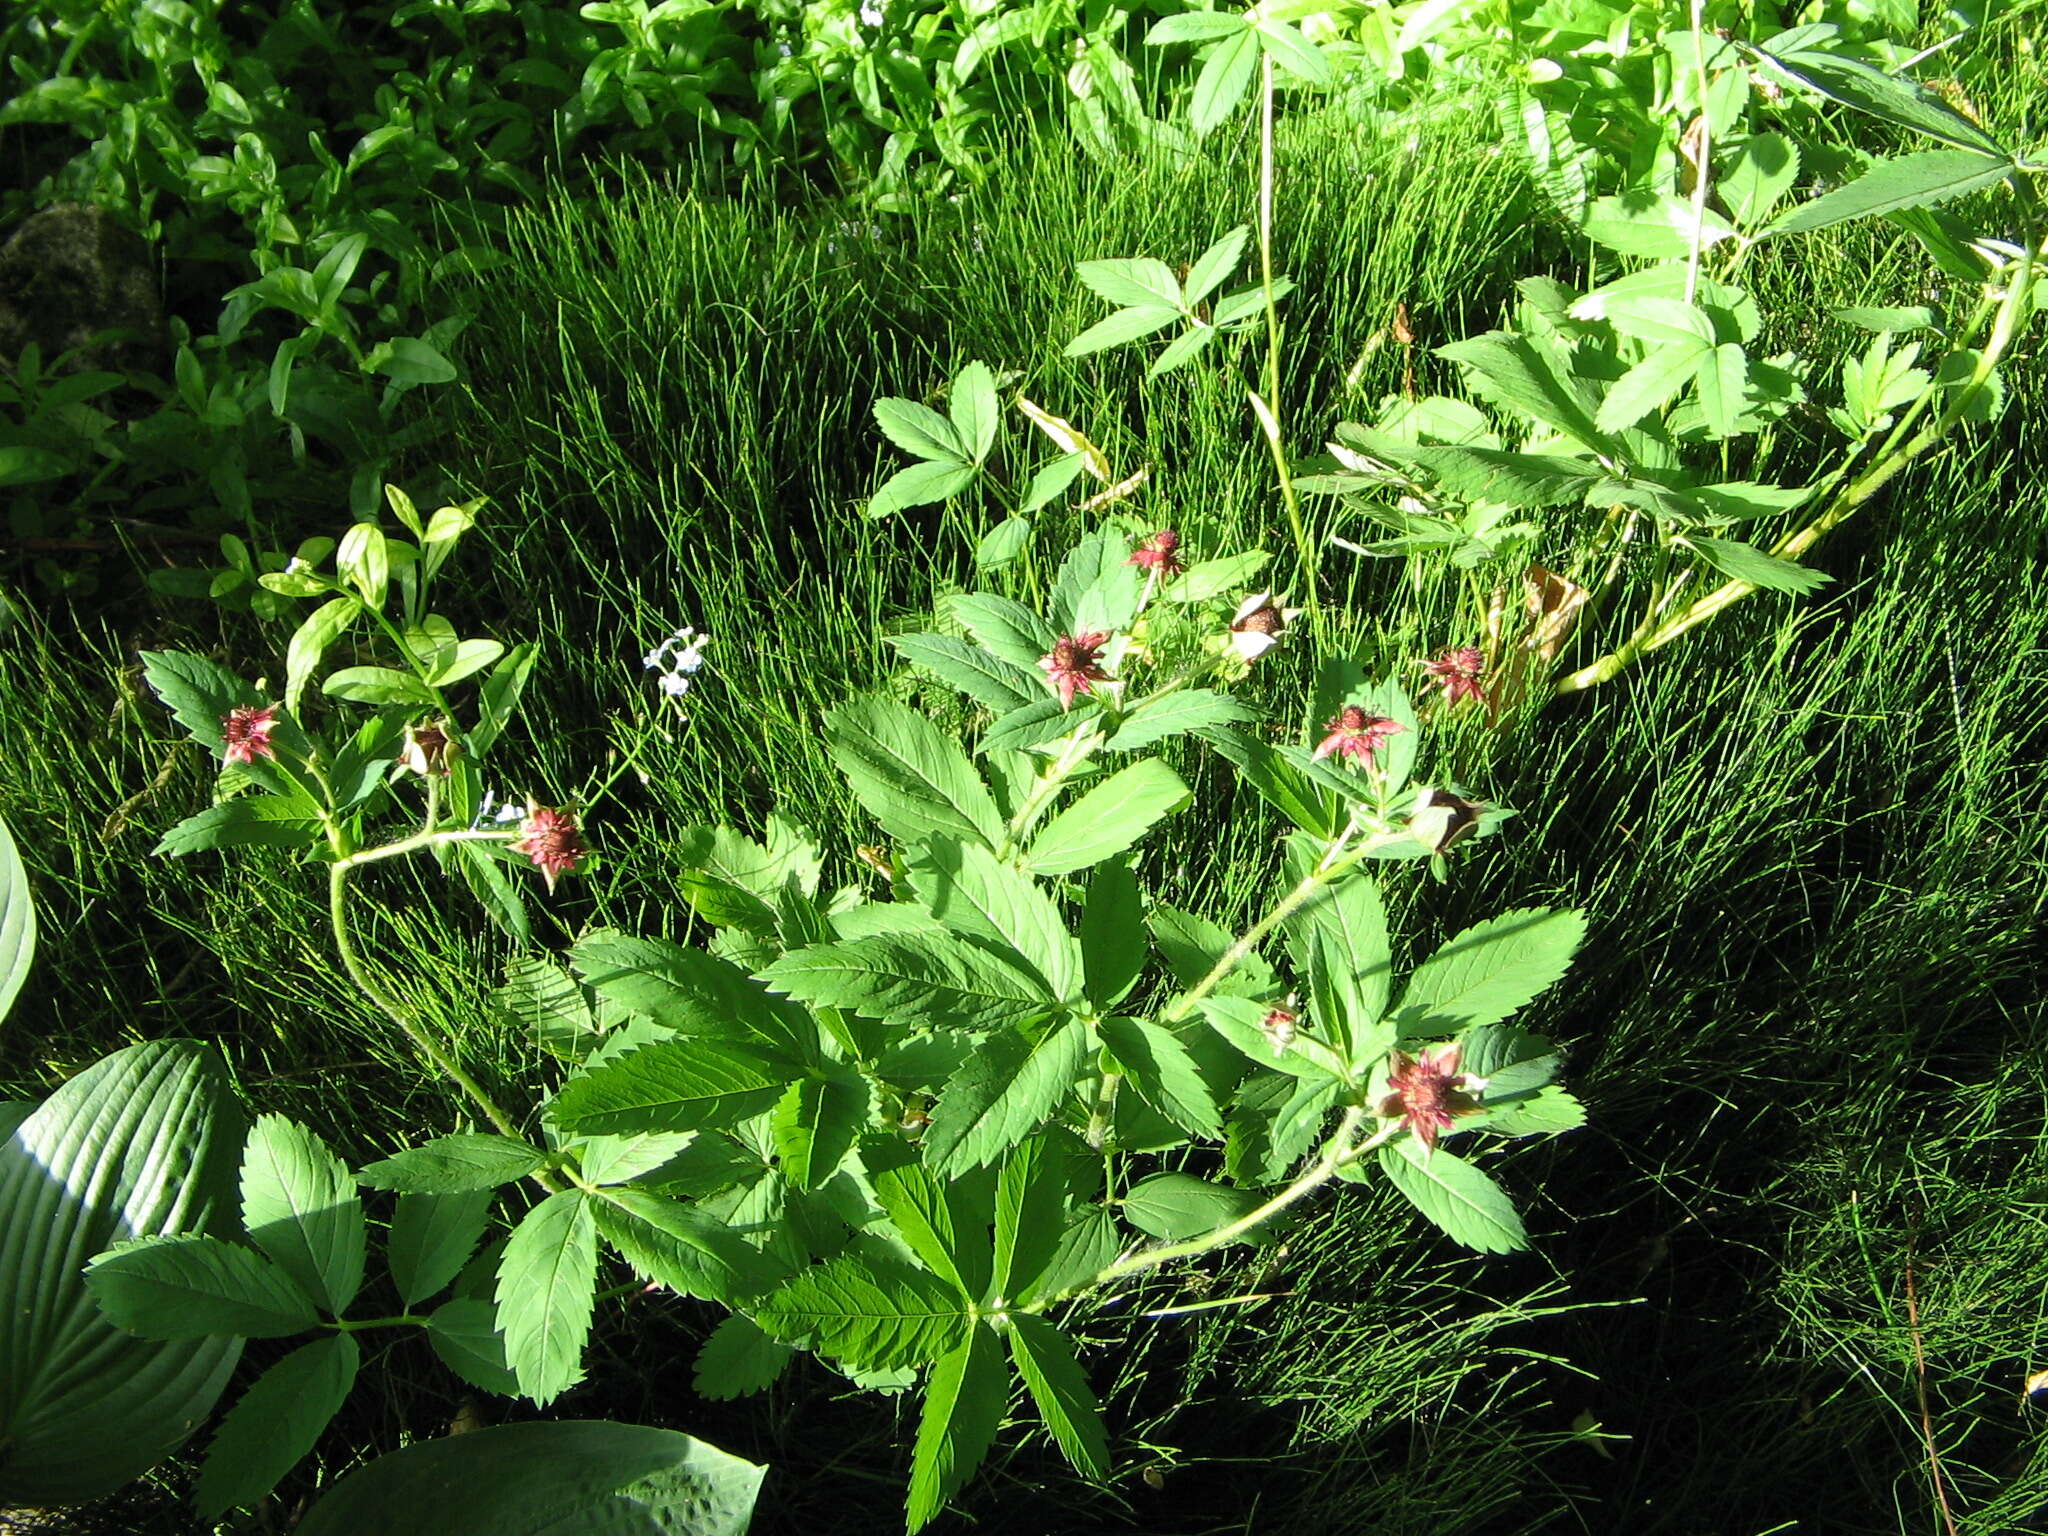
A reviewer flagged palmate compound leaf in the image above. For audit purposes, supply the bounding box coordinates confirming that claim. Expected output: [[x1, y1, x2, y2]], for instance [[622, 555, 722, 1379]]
[[1006, 1314, 1110, 1478], [754, 1253, 972, 1370], [1394, 907, 1588, 1035], [923, 1019, 1092, 1179], [195, 1333, 358, 1518], [1376, 1138, 1527, 1253], [357, 1133, 547, 1193], [908, 1322, 1007, 1533], [759, 930, 1055, 1029], [0, 1040, 244, 1505], [241, 1114, 364, 1316], [771, 1073, 872, 1192], [824, 694, 1005, 849], [493, 1189, 598, 1405], [292, 1419, 766, 1536], [545, 1039, 798, 1138], [905, 836, 1081, 1001]]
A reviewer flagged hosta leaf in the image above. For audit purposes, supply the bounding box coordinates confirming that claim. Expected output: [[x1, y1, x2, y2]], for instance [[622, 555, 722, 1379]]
[[924, 1021, 1089, 1177], [755, 1255, 971, 1369], [907, 1324, 1006, 1533], [1377, 1140, 1527, 1253], [195, 1334, 358, 1518], [494, 1190, 598, 1405], [1006, 1314, 1109, 1477], [0, 812, 35, 1025], [241, 1114, 364, 1316]]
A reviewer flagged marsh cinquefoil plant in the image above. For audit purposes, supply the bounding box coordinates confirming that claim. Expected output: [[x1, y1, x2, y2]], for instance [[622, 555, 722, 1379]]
[[109, 488, 1583, 1529]]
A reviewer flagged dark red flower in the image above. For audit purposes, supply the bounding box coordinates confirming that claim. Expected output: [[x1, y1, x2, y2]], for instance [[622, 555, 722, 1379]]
[[1259, 1008, 1298, 1051], [1039, 631, 1112, 710], [1312, 705, 1405, 767], [1423, 646, 1488, 707], [1375, 1043, 1484, 1155], [399, 719, 453, 777], [221, 704, 280, 766], [1127, 528, 1184, 577], [1409, 785, 1485, 854], [511, 802, 585, 893]]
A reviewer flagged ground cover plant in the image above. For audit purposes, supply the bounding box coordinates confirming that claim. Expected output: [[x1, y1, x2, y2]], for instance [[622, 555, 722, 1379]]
[[3, 0, 2047, 1533]]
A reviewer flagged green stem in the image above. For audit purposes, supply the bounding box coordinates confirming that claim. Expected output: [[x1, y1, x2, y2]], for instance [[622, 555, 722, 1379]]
[[997, 725, 1100, 857], [333, 1312, 431, 1332]]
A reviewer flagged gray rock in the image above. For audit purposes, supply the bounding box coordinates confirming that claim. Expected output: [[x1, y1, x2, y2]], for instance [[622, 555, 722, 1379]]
[[0, 202, 168, 378]]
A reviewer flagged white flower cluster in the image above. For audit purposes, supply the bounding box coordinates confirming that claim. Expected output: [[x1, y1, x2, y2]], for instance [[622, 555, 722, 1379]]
[[644, 624, 711, 701], [472, 788, 528, 829]]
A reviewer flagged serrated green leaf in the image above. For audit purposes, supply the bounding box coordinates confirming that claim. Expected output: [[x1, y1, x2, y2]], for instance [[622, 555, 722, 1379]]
[[1225, 1073, 1341, 1184], [1284, 864, 1392, 1067], [1769, 148, 2012, 237], [1159, 550, 1269, 604], [874, 397, 968, 463], [949, 361, 1001, 464], [426, 1297, 519, 1395], [569, 930, 805, 1050], [1149, 903, 1276, 1000], [1147, 323, 1217, 380], [1377, 1140, 1527, 1253], [388, 1188, 493, 1308], [283, 597, 358, 715], [152, 800, 324, 860], [1078, 858, 1146, 1010], [868, 460, 980, 519], [873, 1160, 972, 1297], [992, 1138, 1080, 1305], [1065, 303, 1181, 357], [241, 1115, 364, 1317], [1075, 256, 1182, 310], [1050, 530, 1145, 641], [888, 634, 1042, 712], [826, 695, 1005, 849], [906, 836, 1080, 1001], [1478, 1085, 1586, 1137], [694, 1313, 794, 1400], [1396, 908, 1586, 1032], [546, 1040, 796, 1138], [357, 1134, 545, 1194], [771, 1074, 870, 1191], [948, 594, 1057, 671], [1583, 191, 1738, 260], [1120, 1172, 1264, 1241], [1196, 997, 1345, 1080], [1017, 1207, 1120, 1306], [755, 1255, 971, 1368], [1190, 26, 1259, 136], [195, 1333, 357, 1518], [1686, 535, 1832, 593], [1183, 226, 1249, 306], [591, 1188, 784, 1306], [1006, 1314, 1109, 1477], [980, 696, 1084, 756], [1253, 19, 1331, 83], [925, 1021, 1090, 1177], [1436, 333, 1612, 456], [760, 932, 1053, 1028], [1097, 1017, 1220, 1137], [85, 1235, 320, 1338], [1025, 759, 1190, 876], [1723, 132, 1801, 228], [1694, 343, 1752, 440], [494, 1190, 597, 1404], [1145, 11, 1245, 43], [1595, 336, 1714, 433], [1747, 35, 2007, 157], [908, 1324, 1006, 1532]]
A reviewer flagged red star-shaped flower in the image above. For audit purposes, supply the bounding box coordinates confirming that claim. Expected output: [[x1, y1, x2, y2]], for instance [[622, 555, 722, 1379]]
[[1039, 631, 1112, 710], [1312, 705, 1404, 767], [1375, 1043, 1484, 1154], [510, 801, 586, 894], [221, 704, 280, 766], [1422, 646, 1488, 707], [1126, 528, 1184, 577]]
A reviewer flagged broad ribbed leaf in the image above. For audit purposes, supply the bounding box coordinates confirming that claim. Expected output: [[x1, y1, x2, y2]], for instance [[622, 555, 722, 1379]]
[[1377, 1140, 1527, 1253], [241, 1114, 364, 1316], [755, 1255, 971, 1369], [1007, 1314, 1109, 1477], [888, 633, 1042, 712], [907, 1324, 1006, 1532], [924, 1021, 1090, 1177], [1025, 759, 1190, 876], [495, 1190, 598, 1404], [760, 932, 1053, 1028], [1770, 148, 2013, 237], [0, 811, 34, 1025], [0, 1040, 242, 1504], [1097, 1017, 1220, 1137], [906, 836, 1080, 1000], [1104, 688, 1252, 751], [195, 1333, 358, 1518], [770, 1074, 871, 1191], [85, 1235, 320, 1338], [546, 1040, 796, 1137], [1078, 858, 1146, 1010], [1120, 1173, 1264, 1240], [293, 1420, 765, 1536], [1395, 908, 1587, 1032], [825, 695, 1005, 848], [357, 1133, 545, 1193], [948, 593, 1057, 672], [591, 1189, 784, 1306], [389, 1189, 494, 1307]]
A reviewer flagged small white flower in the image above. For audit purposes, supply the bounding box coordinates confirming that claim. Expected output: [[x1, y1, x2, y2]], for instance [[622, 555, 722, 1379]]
[[859, 0, 884, 25], [658, 671, 692, 698], [645, 624, 710, 707], [473, 788, 527, 828]]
